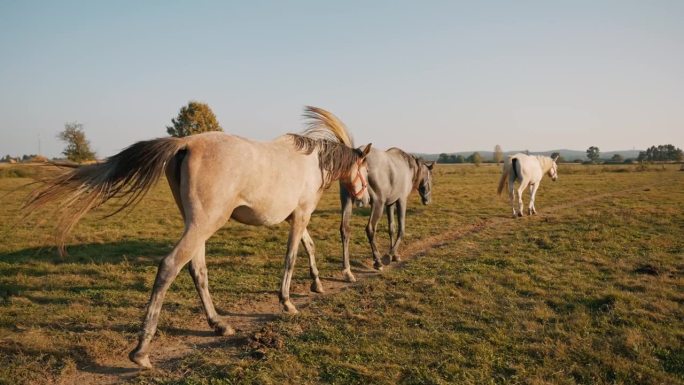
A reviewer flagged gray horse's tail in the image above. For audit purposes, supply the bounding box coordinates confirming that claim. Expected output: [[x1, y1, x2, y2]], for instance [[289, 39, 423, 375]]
[[24, 137, 186, 255]]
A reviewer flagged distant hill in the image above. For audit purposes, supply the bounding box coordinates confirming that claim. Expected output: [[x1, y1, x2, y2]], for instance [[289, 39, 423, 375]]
[[415, 149, 643, 162]]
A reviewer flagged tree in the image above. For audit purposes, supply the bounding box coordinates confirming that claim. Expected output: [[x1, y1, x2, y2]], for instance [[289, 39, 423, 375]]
[[438, 153, 450, 163], [610, 154, 624, 163], [166, 101, 223, 137], [586, 146, 600, 163], [58, 122, 96, 163], [493, 145, 504, 163], [455, 155, 465, 164], [638, 144, 683, 162], [467, 152, 482, 166]]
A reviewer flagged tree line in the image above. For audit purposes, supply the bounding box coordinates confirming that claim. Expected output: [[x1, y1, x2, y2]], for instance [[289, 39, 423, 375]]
[[6, 105, 682, 165], [637, 145, 683, 162], [436, 145, 682, 165]]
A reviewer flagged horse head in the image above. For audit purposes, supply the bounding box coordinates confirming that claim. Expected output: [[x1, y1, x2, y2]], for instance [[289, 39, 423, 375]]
[[418, 160, 435, 205], [548, 155, 559, 181], [345, 143, 372, 206]]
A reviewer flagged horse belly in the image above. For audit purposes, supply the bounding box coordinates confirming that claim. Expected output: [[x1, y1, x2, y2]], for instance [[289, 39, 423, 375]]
[[230, 204, 291, 226]]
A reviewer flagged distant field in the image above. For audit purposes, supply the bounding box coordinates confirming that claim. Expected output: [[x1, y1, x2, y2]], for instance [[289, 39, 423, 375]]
[[1, 163, 682, 385]]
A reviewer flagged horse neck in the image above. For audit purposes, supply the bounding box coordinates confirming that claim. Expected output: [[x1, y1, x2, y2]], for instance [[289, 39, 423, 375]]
[[410, 158, 421, 190], [536, 156, 553, 172], [315, 140, 359, 187]]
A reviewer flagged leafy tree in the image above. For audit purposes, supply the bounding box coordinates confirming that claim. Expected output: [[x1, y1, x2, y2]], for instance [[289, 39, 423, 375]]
[[167, 101, 223, 137], [493, 145, 504, 163], [438, 154, 462, 164], [467, 152, 482, 166], [638, 144, 683, 162], [610, 154, 624, 163], [455, 155, 465, 164], [58, 122, 96, 163], [438, 153, 450, 163], [586, 146, 600, 163]]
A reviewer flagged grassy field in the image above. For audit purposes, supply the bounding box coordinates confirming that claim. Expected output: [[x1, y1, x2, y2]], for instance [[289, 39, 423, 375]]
[[0, 163, 682, 385]]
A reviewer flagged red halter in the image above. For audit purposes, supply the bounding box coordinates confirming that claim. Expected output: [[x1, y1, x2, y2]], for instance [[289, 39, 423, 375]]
[[344, 159, 368, 199]]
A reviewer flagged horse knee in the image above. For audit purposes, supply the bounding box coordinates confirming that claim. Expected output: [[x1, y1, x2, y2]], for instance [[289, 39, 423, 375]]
[[365, 225, 374, 238], [339, 223, 350, 238]]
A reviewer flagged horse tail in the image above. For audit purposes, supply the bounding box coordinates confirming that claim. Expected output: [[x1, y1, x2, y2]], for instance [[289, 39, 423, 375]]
[[512, 158, 519, 181], [24, 137, 187, 255], [302, 106, 354, 146], [497, 157, 512, 195]]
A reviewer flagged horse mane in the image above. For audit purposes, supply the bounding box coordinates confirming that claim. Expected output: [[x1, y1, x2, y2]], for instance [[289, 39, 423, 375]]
[[535, 155, 554, 172], [388, 147, 422, 189], [288, 106, 359, 188], [300, 106, 353, 146]]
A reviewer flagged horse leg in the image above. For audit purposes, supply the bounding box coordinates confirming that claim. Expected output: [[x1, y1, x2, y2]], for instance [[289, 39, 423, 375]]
[[301, 228, 324, 293], [529, 182, 540, 215], [129, 229, 207, 368], [365, 201, 386, 270], [390, 199, 407, 262], [188, 243, 235, 336], [386, 203, 396, 260], [516, 182, 526, 217], [339, 193, 356, 282], [166, 157, 234, 336], [508, 178, 517, 217], [280, 212, 309, 314]]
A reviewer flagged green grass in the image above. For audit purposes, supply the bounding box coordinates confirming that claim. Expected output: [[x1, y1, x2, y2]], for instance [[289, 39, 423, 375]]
[[1, 163, 682, 384]]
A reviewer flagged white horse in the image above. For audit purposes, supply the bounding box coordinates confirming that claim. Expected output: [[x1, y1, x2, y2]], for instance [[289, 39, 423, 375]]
[[23, 106, 371, 368], [497, 153, 558, 217]]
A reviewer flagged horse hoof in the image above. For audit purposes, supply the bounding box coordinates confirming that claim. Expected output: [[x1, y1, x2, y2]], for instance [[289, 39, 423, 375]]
[[310, 280, 324, 294], [391, 255, 402, 262], [282, 300, 299, 315], [517, 212, 523, 217], [373, 261, 384, 271], [129, 350, 152, 369], [343, 270, 356, 283], [214, 322, 236, 336]]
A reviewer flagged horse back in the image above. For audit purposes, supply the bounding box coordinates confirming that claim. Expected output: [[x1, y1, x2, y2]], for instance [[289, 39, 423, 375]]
[[366, 148, 415, 202], [178, 133, 322, 225]]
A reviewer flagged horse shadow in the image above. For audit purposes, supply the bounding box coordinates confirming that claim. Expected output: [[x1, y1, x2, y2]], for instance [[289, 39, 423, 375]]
[[0, 240, 173, 266]]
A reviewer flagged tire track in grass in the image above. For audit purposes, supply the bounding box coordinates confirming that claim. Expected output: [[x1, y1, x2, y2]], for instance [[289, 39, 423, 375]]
[[66, 181, 661, 385]]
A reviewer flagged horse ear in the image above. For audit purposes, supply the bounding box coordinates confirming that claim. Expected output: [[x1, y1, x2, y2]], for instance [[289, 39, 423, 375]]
[[426, 161, 435, 170], [552, 155, 559, 162], [360, 143, 372, 158]]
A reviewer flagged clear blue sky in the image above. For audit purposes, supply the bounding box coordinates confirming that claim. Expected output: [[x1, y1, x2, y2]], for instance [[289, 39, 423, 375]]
[[1, 1, 682, 158]]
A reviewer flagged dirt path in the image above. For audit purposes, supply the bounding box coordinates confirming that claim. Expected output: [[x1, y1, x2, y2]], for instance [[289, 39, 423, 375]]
[[65, 182, 658, 385]]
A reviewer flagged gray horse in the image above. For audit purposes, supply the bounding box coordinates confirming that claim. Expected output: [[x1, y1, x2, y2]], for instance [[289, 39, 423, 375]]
[[340, 147, 434, 281]]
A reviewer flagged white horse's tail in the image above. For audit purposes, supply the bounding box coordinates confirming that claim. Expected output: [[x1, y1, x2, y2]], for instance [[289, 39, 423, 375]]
[[497, 157, 512, 195]]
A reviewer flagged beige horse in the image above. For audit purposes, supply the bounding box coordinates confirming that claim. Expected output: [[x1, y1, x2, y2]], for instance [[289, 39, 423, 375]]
[[24, 106, 371, 368], [497, 153, 558, 216]]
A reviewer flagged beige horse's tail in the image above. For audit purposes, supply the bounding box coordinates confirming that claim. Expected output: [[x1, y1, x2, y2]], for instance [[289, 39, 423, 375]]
[[24, 137, 186, 255], [497, 157, 511, 195]]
